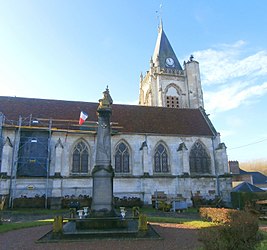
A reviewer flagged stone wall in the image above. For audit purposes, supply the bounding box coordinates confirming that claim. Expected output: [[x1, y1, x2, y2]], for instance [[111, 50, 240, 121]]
[[0, 128, 232, 205]]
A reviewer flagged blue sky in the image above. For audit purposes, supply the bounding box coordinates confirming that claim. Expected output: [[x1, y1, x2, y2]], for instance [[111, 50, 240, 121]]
[[0, 0, 267, 162]]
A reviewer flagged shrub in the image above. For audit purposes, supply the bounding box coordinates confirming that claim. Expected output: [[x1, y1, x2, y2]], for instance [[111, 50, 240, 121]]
[[191, 195, 223, 208], [61, 195, 92, 209], [231, 192, 267, 210], [157, 201, 171, 211], [199, 210, 260, 250], [13, 197, 45, 208], [199, 207, 238, 224], [113, 197, 144, 208]]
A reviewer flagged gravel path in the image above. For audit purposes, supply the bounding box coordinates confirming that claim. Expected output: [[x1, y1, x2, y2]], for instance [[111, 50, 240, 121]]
[[0, 223, 202, 250]]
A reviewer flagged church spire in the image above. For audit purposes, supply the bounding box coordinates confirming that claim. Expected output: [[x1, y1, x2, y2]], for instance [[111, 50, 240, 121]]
[[158, 18, 163, 31], [152, 24, 182, 70]]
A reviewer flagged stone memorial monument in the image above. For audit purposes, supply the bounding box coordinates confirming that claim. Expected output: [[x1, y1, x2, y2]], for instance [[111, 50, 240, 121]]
[[39, 88, 156, 241], [91, 86, 115, 217]]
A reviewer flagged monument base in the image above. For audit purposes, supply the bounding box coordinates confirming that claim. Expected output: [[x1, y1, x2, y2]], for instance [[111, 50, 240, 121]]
[[91, 164, 114, 214], [89, 208, 117, 218], [75, 217, 128, 230], [37, 218, 161, 242]]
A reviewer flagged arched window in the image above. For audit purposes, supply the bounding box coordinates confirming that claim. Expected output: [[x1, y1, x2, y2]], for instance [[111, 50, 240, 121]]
[[115, 142, 130, 173], [189, 141, 211, 175], [165, 85, 181, 108], [154, 143, 169, 173], [72, 141, 89, 174]]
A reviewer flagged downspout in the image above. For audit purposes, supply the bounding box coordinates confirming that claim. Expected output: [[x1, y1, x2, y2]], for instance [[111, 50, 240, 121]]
[[45, 119, 52, 209], [9, 116, 22, 208], [0, 113, 3, 171]]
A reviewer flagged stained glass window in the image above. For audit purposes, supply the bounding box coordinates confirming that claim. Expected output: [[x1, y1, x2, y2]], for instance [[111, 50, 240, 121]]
[[72, 141, 89, 174], [154, 143, 169, 173], [115, 142, 129, 173], [189, 141, 211, 175]]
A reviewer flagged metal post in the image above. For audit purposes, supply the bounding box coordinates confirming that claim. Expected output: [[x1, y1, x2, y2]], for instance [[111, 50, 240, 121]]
[[0, 113, 4, 172], [9, 116, 22, 208], [45, 118, 52, 209], [155, 190, 158, 209]]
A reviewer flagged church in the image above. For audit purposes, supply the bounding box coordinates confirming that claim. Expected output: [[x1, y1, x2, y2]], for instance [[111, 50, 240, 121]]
[[0, 23, 232, 208]]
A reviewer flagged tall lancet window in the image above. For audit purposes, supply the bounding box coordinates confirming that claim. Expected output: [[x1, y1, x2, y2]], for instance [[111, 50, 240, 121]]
[[154, 143, 169, 173], [72, 141, 89, 174], [189, 141, 211, 175], [115, 142, 130, 173]]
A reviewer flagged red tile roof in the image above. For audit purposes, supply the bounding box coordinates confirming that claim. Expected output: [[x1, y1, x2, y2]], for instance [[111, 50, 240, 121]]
[[0, 96, 214, 136]]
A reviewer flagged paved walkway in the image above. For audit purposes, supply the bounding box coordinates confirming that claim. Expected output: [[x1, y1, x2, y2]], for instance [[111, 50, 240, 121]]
[[0, 223, 202, 250]]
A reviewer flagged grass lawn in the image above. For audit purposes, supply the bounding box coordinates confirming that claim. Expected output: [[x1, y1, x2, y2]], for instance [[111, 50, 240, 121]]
[[257, 231, 267, 250], [0, 220, 52, 233], [0, 208, 67, 233], [0, 207, 212, 233], [1, 208, 68, 215], [147, 216, 214, 228]]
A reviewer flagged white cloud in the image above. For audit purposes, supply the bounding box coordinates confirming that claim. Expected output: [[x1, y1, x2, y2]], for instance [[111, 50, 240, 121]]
[[205, 81, 267, 113], [191, 41, 267, 113]]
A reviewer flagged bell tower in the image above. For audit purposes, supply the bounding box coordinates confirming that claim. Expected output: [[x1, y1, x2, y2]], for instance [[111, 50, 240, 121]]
[[139, 22, 204, 109]]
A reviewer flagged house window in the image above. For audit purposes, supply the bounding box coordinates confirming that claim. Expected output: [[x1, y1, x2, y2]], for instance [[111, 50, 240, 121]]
[[154, 143, 169, 173], [189, 141, 211, 175], [115, 142, 129, 173], [72, 141, 89, 174]]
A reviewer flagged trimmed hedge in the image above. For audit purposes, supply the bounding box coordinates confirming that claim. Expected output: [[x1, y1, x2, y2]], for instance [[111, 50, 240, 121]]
[[13, 197, 45, 208], [231, 191, 267, 210], [113, 197, 144, 208], [199, 208, 261, 250], [199, 207, 238, 224], [11, 195, 144, 209]]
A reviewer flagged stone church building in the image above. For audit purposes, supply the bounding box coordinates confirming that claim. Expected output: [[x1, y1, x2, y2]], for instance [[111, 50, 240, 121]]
[[0, 24, 232, 207]]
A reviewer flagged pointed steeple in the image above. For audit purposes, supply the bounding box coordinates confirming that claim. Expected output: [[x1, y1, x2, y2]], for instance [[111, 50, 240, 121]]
[[152, 23, 182, 70]]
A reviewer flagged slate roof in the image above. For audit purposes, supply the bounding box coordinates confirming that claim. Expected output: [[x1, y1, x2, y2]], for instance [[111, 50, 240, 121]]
[[0, 96, 215, 136], [232, 181, 265, 193], [240, 169, 267, 185], [152, 24, 182, 70]]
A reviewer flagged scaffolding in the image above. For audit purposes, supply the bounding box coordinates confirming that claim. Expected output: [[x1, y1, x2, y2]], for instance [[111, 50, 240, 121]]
[[0, 114, 122, 208], [0, 113, 3, 169], [3, 115, 96, 208]]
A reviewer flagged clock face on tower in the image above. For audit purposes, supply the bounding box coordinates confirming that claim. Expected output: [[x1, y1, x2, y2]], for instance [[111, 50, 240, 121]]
[[165, 57, 175, 67]]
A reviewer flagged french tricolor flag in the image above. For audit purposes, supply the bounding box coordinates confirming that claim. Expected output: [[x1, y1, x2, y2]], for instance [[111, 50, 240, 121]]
[[79, 111, 88, 125]]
